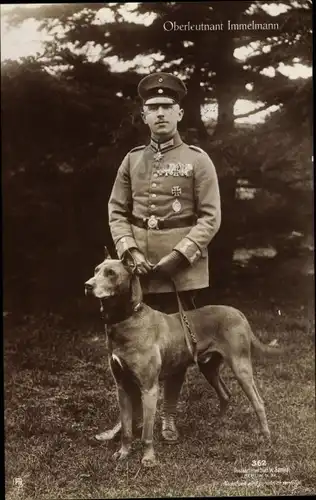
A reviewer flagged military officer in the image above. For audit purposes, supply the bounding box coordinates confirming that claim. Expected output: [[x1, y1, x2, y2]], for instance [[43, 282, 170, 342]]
[[104, 72, 221, 443]]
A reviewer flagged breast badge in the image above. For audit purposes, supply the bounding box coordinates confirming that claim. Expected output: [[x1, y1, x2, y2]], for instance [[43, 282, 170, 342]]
[[171, 186, 182, 213]]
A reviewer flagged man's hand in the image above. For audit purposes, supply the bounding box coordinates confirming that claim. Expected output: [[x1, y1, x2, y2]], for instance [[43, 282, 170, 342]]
[[153, 250, 189, 277], [127, 248, 153, 275]]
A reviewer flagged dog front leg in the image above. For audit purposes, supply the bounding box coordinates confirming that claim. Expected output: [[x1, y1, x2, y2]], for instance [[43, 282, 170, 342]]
[[112, 386, 133, 461], [141, 383, 159, 467]]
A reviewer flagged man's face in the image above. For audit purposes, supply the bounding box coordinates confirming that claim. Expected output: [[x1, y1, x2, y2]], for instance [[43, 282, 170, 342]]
[[141, 99, 184, 139]]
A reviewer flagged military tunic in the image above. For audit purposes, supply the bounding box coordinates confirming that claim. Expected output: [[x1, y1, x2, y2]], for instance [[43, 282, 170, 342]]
[[108, 132, 221, 293]]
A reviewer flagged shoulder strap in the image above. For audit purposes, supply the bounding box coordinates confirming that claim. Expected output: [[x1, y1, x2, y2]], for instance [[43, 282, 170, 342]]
[[189, 145, 207, 155], [129, 145, 146, 153]]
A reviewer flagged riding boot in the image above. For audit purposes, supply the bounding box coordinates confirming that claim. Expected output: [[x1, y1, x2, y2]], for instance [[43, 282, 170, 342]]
[[161, 368, 186, 443], [161, 290, 196, 442]]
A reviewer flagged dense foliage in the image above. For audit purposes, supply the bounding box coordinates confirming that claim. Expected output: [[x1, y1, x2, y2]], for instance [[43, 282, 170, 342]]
[[2, 1, 313, 312]]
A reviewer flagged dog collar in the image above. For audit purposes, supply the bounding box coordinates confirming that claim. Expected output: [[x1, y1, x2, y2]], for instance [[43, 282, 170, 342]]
[[100, 299, 143, 325]]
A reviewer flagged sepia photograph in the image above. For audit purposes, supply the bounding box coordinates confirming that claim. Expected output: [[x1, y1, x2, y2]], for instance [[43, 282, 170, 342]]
[[2, 1, 314, 498]]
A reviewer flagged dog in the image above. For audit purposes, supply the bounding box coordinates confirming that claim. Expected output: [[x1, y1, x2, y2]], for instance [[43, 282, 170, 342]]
[[85, 251, 282, 467]]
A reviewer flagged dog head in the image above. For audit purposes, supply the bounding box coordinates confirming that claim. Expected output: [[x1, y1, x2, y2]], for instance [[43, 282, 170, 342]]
[[84, 247, 143, 313]]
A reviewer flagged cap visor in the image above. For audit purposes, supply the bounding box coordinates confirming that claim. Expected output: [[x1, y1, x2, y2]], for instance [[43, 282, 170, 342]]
[[144, 96, 176, 105]]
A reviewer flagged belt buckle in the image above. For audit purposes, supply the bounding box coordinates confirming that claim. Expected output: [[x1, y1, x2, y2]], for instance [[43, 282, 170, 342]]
[[147, 215, 159, 229]]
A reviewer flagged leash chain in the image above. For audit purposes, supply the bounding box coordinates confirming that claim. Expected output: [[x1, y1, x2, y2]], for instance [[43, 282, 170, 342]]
[[181, 313, 197, 344], [170, 278, 198, 363]]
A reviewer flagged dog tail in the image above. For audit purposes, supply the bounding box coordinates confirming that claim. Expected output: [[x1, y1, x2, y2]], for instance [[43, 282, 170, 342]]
[[249, 328, 285, 357]]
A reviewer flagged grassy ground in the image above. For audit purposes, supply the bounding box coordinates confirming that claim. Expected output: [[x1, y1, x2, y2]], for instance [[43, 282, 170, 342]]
[[4, 296, 315, 499]]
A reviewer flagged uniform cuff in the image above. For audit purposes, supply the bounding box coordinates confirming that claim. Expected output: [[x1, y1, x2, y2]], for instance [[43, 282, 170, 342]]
[[173, 238, 202, 265], [116, 236, 138, 259]]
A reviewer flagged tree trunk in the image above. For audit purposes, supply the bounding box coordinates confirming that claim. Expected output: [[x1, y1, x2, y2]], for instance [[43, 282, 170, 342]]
[[209, 175, 238, 290], [181, 65, 208, 139], [215, 85, 236, 136], [213, 32, 237, 137]]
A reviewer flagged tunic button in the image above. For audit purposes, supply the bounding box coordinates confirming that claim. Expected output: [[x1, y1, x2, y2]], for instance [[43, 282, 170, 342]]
[[151, 193, 156, 198], [151, 204, 156, 209], [152, 183, 157, 188], [153, 173, 158, 178]]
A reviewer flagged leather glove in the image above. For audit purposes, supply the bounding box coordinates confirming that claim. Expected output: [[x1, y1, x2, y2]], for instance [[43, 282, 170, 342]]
[[126, 248, 153, 276], [153, 250, 189, 277]]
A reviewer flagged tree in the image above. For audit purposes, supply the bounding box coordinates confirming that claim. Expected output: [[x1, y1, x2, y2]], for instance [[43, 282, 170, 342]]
[[5, 1, 312, 136], [2, 1, 313, 308], [1, 57, 137, 311]]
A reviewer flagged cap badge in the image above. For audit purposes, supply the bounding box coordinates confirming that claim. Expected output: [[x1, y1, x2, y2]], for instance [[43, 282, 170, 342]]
[[158, 88, 163, 94], [158, 77, 163, 83]]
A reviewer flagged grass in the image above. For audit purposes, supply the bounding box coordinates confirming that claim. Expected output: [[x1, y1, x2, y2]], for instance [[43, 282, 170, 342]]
[[4, 297, 315, 499]]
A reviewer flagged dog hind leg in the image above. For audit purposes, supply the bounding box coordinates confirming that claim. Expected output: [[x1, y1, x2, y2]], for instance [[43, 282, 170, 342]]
[[229, 355, 271, 441], [198, 352, 231, 417]]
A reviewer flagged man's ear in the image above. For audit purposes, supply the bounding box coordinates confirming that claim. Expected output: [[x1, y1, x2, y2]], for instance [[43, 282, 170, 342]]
[[141, 111, 147, 124], [177, 107, 184, 123], [121, 250, 137, 274]]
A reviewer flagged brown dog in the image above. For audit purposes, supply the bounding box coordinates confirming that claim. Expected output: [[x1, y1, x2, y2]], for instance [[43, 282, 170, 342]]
[[85, 253, 281, 467]]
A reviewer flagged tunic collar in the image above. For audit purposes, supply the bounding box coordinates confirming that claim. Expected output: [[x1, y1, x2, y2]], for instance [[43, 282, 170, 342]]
[[149, 131, 182, 153]]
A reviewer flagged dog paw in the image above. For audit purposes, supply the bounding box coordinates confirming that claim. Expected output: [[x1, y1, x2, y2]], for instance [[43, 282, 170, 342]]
[[112, 448, 130, 461], [263, 434, 272, 446], [258, 432, 272, 448], [141, 455, 157, 468]]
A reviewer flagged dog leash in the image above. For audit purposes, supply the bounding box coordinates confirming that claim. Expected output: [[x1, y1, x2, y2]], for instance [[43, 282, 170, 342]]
[[170, 279, 198, 364]]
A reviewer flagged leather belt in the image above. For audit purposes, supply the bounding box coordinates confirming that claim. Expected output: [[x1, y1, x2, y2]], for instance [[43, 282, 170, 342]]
[[129, 214, 196, 230]]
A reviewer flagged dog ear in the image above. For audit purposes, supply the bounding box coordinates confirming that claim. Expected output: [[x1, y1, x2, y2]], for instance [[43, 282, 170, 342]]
[[104, 246, 111, 260], [121, 250, 137, 274]]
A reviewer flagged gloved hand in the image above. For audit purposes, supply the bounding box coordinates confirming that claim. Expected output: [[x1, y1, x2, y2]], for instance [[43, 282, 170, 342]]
[[125, 248, 153, 275], [153, 250, 189, 277]]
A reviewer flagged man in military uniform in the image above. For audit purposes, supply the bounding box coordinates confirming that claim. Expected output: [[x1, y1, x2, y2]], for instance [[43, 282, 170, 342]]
[[101, 72, 221, 443]]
